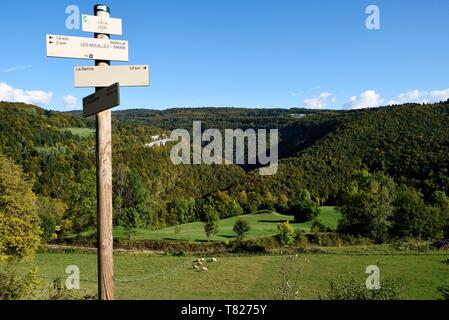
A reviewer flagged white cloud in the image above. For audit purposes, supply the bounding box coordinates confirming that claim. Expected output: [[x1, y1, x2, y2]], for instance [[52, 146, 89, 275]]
[[388, 89, 428, 105], [2, 65, 32, 73], [344, 90, 383, 109], [62, 95, 78, 110], [429, 88, 449, 102], [303, 92, 333, 109], [388, 88, 449, 105], [0, 82, 52, 105]]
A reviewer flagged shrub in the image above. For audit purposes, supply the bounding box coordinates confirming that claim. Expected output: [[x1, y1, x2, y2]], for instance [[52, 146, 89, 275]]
[[171, 250, 187, 257], [231, 242, 266, 254], [295, 230, 309, 247], [233, 219, 251, 240], [0, 267, 96, 300], [0, 267, 40, 300], [307, 232, 321, 245], [47, 278, 96, 300], [318, 233, 344, 247], [392, 238, 431, 252], [310, 219, 326, 233], [277, 222, 296, 246], [320, 275, 401, 300]]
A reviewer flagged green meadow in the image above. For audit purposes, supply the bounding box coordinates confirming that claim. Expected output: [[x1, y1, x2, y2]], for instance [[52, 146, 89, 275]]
[[65, 127, 95, 138], [78, 207, 341, 242], [3, 248, 448, 300]]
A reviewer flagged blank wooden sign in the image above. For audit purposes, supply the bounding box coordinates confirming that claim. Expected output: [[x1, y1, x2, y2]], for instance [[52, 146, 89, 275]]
[[83, 82, 120, 118]]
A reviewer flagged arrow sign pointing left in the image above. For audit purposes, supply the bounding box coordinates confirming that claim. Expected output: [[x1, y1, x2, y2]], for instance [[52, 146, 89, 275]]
[[46, 34, 128, 61]]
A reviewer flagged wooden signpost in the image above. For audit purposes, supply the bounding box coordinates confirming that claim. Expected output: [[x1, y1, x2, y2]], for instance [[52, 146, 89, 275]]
[[47, 4, 150, 300]]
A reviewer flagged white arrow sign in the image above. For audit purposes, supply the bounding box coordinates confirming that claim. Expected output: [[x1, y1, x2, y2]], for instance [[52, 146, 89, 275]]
[[83, 82, 120, 117], [46, 34, 128, 61], [74, 65, 150, 87], [82, 14, 123, 35]]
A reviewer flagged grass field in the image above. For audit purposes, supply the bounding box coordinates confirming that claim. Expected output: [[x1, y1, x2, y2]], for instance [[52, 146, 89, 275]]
[[30, 206, 447, 300], [65, 128, 95, 138], [79, 207, 341, 241], [3, 247, 448, 300]]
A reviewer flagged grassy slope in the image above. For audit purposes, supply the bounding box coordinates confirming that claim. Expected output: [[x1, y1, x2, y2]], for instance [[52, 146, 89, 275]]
[[110, 206, 341, 241], [65, 128, 95, 138], [4, 249, 448, 300]]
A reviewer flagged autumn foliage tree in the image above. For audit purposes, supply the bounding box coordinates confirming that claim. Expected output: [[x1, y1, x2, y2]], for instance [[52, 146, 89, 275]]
[[0, 153, 41, 258]]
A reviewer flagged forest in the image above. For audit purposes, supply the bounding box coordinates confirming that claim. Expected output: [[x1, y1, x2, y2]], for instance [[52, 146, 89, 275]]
[[0, 101, 448, 256]]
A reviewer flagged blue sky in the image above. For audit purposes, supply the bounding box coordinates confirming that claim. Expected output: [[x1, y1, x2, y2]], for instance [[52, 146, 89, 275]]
[[1, 0, 449, 111]]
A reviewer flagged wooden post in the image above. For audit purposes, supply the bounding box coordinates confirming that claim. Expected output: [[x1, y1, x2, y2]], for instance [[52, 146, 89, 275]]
[[94, 4, 114, 300]]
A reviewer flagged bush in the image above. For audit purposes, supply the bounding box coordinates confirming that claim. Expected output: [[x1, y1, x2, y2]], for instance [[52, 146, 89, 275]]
[[339, 234, 374, 246], [0, 267, 40, 300], [0, 267, 95, 300], [392, 238, 431, 252], [47, 278, 96, 300], [171, 250, 187, 257], [295, 230, 309, 247], [307, 232, 346, 247], [231, 242, 266, 254], [277, 222, 296, 246], [233, 219, 251, 240], [310, 219, 327, 233], [320, 275, 401, 300], [315, 233, 344, 247]]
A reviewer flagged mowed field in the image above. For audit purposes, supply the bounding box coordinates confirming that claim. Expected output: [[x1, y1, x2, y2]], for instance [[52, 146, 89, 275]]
[[3, 248, 448, 300], [80, 207, 340, 241]]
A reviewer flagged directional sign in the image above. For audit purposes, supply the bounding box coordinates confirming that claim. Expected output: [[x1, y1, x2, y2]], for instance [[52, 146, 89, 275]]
[[83, 82, 120, 117], [82, 14, 123, 35], [74, 65, 150, 87], [46, 34, 128, 61]]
